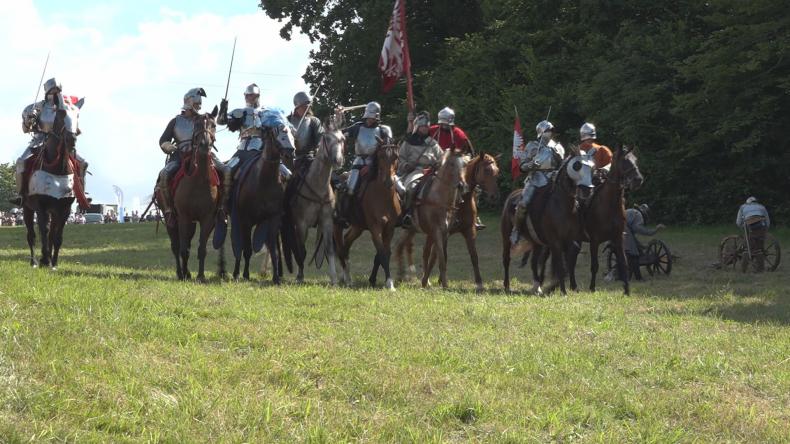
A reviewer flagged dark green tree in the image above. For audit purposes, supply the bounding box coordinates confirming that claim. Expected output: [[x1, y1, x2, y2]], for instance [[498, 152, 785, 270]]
[[0, 163, 17, 212]]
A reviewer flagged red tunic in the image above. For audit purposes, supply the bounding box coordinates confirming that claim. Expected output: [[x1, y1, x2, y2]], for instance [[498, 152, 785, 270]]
[[430, 125, 470, 151]]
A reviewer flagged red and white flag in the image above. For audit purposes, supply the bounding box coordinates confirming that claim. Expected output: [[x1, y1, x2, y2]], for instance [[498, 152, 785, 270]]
[[379, 0, 411, 95], [512, 110, 526, 179]]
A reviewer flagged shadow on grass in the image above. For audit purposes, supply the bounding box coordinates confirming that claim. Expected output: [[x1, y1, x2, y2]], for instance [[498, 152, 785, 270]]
[[710, 298, 790, 325]]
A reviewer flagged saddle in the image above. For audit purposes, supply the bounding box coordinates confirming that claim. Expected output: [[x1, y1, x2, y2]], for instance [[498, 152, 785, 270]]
[[169, 151, 221, 197]]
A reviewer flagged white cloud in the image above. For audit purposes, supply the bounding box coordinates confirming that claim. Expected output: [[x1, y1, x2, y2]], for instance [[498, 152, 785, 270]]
[[0, 1, 314, 211]]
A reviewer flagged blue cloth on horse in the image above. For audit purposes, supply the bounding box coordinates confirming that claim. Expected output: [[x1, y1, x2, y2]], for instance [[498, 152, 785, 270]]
[[261, 107, 293, 130]]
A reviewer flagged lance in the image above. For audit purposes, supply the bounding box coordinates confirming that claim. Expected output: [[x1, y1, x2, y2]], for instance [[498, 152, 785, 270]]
[[33, 51, 51, 104], [223, 37, 237, 101], [295, 78, 324, 132]]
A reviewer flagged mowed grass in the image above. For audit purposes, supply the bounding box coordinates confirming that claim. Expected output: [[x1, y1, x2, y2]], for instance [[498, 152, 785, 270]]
[[0, 217, 788, 443]]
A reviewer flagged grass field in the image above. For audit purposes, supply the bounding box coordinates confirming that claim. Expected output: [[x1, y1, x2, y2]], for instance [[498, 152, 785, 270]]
[[0, 216, 788, 443]]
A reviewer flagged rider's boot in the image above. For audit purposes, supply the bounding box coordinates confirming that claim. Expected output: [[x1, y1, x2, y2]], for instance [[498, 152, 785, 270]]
[[157, 177, 176, 228], [9, 168, 24, 206], [510, 203, 527, 244]]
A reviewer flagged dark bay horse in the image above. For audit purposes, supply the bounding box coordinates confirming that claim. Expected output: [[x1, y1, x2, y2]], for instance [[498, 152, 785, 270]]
[[230, 114, 296, 283], [284, 121, 345, 284], [396, 152, 500, 292], [22, 95, 86, 269], [568, 146, 643, 294], [501, 149, 595, 294], [165, 107, 220, 282], [334, 143, 401, 290]]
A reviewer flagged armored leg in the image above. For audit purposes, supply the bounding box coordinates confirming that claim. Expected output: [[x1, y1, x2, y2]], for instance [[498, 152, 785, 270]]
[[157, 159, 180, 227], [511, 183, 536, 244], [212, 154, 232, 214]]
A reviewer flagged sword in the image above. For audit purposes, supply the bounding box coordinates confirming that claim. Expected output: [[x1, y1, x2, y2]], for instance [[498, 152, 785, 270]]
[[33, 51, 51, 104], [223, 37, 237, 101]]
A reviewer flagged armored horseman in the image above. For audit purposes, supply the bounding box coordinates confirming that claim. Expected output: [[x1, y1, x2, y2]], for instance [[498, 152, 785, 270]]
[[334, 101, 393, 223], [11, 78, 89, 205], [510, 120, 565, 244], [578, 122, 612, 181], [157, 87, 231, 226], [287, 91, 324, 175], [396, 111, 443, 228]]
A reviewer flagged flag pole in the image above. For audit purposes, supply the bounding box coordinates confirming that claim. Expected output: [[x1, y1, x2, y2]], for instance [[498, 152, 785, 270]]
[[400, 0, 414, 113]]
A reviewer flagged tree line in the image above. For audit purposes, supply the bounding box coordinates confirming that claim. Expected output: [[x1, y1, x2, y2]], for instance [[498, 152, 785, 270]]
[[259, 0, 789, 224]]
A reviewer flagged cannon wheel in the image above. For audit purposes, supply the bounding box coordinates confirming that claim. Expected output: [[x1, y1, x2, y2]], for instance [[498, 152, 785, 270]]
[[719, 235, 742, 270], [646, 239, 672, 276], [764, 234, 781, 272]]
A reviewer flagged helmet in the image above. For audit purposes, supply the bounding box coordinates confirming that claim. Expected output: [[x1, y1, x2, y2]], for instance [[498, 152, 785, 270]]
[[293, 91, 311, 108], [536, 120, 554, 139], [746, 196, 757, 204], [636, 203, 650, 219], [362, 101, 381, 120], [43, 77, 62, 94], [183, 87, 206, 112], [437, 107, 455, 125], [244, 83, 260, 96], [412, 111, 431, 132], [580, 122, 597, 141]]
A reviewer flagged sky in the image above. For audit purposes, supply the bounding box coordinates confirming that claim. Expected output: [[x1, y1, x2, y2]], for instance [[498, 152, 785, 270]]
[[0, 0, 315, 212]]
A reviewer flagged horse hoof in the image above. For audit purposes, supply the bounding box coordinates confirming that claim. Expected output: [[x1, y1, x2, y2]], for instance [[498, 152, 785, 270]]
[[408, 265, 417, 274], [385, 279, 395, 291], [296, 276, 305, 284], [50, 266, 58, 272], [475, 283, 484, 294]]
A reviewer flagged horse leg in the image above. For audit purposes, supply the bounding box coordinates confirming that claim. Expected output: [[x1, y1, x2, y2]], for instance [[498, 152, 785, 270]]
[[381, 225, 396, 291], [502, 216, 512, 292], [395, 230, 407, 282], [168, 225, 182, 279], [340, 225, 363, 286], [37, 210, 51, 267], [368, 227, 385, 288], [322, 216, 338, 286], [568, 242, 581, 292], [613, 238, 630, 295], [196, 220, 213, 283], [179, 221, 196, 280], [433, 229, 449, 289], [50, 213, 67, 270], [294, 221, 309, 283], [529, 246, 542, 295], [589, 240, 600, 292], [463, 229, 484, 293], [24, 209, 37, 268], [242, 225, 253, 281], [269, 223, 281, 285], [421, 235, 435, 288], [550, 244, 566, 295]]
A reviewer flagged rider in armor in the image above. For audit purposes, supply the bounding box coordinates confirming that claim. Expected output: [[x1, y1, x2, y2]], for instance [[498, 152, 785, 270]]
[[397, 111, 443, 228], [335, 101, 393, 223], [578, 122, 612, 181], [430, 106, 485, 229], [157, 87, 231, 226], [287, 91, 324, 175], [510, 120, 566, 244], [11, 77, 89, 205]]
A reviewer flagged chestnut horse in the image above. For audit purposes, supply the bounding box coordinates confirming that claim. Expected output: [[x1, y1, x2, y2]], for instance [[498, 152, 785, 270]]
[[230, 112, 296, 283], [22, 94, 86, 269], [396, 151, 500, 292], [568, 146, 643, 294], [164, 107, 220, 282], [334, 143, 401, 290]]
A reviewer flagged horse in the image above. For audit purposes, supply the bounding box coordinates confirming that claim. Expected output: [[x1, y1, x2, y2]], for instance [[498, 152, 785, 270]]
[[501, 148, 595, 295], [22, 94, 86, 269], [163, 106, 221, 282], [284, 120, 345, 284], [230, 112, 296, 283], [334, 143, 401, 290], [568, 146, 644, 294], [396, 151, 500, 292]]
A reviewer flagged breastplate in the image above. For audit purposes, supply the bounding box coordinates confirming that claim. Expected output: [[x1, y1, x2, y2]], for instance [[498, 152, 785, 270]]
[[356, 125, 379, 156], [174, 115, 195, 150], [38, 104, 57, 134], [292, 116, 315, 151], [240, 107, 263, 139]]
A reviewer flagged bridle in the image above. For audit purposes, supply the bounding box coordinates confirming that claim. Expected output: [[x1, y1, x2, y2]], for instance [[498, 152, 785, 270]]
[[186, 115, 216, 177]]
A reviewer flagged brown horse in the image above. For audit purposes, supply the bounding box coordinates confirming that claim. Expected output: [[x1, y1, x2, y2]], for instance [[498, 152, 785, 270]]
[[568, 146, 643, 294], [230, 115, 296, 283], [396, 151, 501, 291], [501, 149, 595, 294], [22, 94, 85, 269], [164, 107, 220, 282], [334, 143, 401, 290]]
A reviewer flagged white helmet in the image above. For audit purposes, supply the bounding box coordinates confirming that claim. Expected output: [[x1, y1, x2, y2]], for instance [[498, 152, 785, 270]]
[[580, 122, 597, 141], [293, 91, 311, 108], [362, 101, 381, 120], [746, 196, 757, 204], [536, 120, 554, 139], [412, 111, 431, 133], [43, 77, 62, 94], [183, 87, 206, 112], [437, 107, 455, 125], [244, 83, 260, 107]]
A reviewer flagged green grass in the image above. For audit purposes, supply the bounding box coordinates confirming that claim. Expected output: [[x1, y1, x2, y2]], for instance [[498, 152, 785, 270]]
[[0, 217, 788, 442]]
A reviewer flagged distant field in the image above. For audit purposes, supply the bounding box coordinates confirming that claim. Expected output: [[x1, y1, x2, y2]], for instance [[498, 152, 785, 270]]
[[0, 218, 788, 442]]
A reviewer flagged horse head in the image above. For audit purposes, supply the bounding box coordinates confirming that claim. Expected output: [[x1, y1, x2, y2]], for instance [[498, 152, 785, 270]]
[[375, 142, 399, 187], [613, 145, 643, 191], [321, 118, 346, 170], [563, 154, 596, 200], [48, 94, 83, 173], [470, 151, 501, 202], [191, 106, 218, 155], [262, 108, 296, 161]]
